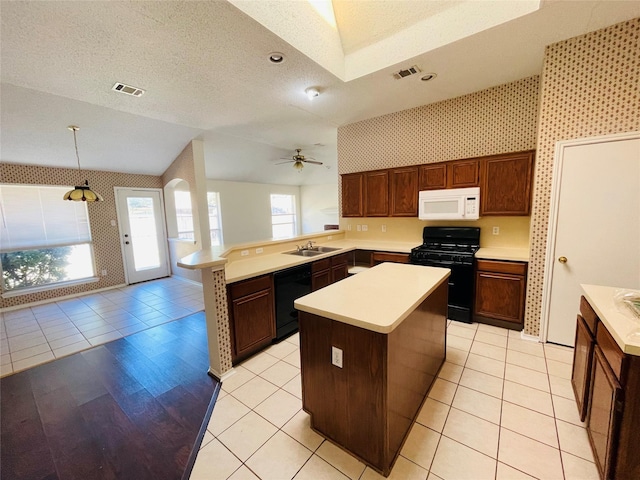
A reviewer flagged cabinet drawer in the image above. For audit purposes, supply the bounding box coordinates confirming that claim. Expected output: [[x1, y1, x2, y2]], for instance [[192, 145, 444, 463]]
[[596, 322, 625, 382], [331, 253, 349, 266], [312, 258, 331, 273], [229, 274, 272, 298], [371, 252, 410, 265], [476, 260, 527, 275], [580, 296, 599, 336]]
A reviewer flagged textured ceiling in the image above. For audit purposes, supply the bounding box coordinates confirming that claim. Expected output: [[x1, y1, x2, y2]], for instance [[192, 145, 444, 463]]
[[1, 1, 639, 186]]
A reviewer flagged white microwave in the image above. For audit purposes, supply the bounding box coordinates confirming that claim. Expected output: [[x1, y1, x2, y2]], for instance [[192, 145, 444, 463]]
[[418, 187, 480, 221]]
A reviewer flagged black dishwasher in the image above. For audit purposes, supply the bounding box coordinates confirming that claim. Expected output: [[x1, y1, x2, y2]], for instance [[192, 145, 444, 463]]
[[274, 264, 312, 341]]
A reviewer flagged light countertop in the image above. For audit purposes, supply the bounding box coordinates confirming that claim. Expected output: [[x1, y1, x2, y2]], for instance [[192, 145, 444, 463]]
[[179, 238, 418, 284], [476, 247, 529, 262], [582, 284, 640, 356], [294, 262, 450, 334], [178, 234, 529, 284]]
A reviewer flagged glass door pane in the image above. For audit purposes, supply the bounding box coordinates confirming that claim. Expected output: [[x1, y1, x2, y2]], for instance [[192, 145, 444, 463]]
[[126, 197, 161, 271]]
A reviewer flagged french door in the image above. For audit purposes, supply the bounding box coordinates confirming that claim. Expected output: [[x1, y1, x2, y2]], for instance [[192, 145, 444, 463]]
[[115, 188, 170, 284]]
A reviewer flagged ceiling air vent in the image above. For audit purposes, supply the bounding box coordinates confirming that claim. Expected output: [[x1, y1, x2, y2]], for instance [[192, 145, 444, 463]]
[[393, 65, 421, 80], [112, 83, 145, 97]]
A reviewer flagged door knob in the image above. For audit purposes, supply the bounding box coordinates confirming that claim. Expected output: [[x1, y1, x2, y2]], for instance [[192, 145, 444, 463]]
[[558, 256, 567, 264]]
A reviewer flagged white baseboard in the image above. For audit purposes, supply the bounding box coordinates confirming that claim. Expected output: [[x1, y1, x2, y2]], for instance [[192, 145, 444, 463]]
[[0, 283, 127, 313], [520, 331, 541, 343]]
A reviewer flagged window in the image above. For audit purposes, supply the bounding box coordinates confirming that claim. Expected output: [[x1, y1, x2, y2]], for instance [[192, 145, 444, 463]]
[[174, 190, 194, 241], [0, 184, 95, 292], [270, 194, 297, 239], [207, 192, 223, 246]]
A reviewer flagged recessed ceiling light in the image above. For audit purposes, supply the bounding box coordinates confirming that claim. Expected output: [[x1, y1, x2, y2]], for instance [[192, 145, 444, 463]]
[[421, 73, 437, 82], [268, 52, 285, 64], [305, 87, 320, 99]]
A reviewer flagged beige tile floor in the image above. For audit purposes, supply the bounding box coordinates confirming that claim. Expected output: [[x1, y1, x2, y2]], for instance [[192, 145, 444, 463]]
[[193, 321, 598, 480], [0, 276, 204, 377]]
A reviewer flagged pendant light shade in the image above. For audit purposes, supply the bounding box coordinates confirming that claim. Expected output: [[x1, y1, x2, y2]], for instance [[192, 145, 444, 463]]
[[63, 180, 104, 201], [63, 126, 103, 202]]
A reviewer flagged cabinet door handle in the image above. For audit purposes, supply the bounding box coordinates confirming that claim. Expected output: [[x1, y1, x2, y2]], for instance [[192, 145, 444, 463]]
[[558, 256, 567, 264]]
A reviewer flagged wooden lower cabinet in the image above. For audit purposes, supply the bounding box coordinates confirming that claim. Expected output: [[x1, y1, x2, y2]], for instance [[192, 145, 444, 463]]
[[572, 314, 595, 422], [572, 295, 640, 480], [312, 254, 349, 291], [371, 251, 410, 266], [588, 346, 623, 480], [473, 260, 527, 329], [228, 274, 275, 363]]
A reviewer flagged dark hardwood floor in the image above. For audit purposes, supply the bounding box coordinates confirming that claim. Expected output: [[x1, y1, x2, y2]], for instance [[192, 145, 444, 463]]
[[1, 311, 220, 480]]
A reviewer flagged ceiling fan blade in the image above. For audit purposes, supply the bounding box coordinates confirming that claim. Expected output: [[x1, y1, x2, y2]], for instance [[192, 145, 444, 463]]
[[304, 160, 323, 165], [275, 160, 294, 165]]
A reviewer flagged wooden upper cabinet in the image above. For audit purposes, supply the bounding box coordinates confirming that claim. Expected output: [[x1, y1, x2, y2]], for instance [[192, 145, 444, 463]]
[[418, 164, 447, 190], [480, 151, 534, 216], [364, 170, 389, 217], [390, 167, 418, 216], [448, 159, 479, 188], [341, 173, 364, 217]]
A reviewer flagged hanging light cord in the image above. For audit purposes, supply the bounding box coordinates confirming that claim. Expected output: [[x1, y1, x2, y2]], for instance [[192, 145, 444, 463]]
[[71, 127, 82, 185]]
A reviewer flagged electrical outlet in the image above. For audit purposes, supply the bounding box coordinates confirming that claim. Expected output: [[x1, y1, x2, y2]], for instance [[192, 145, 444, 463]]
[[241, 249, 249, 256], [331, 346, 343, 368], [492, 226, 500, 235], [381, 224, 387, 233], [255, 248, 263, 254], [327, 235, 333, 240], [110, 220, 116, 227], [356, 225, 361, 232], [362, 224, 368, 231], [347, 224, 352, 231], [101, 269, 107, 276]]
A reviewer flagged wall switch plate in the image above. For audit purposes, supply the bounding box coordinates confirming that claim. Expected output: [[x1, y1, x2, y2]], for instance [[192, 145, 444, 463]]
[[381, 225, 387, 232], [362, 225, 368, 231], [241, 250, 249, 256], [356, 225, 361, 232], [331, 346, 343, 368], [492, 226, 500, 235], [110, 220, 116, 227], [255, 248, 263, 254], [101, 270, 107, 276]]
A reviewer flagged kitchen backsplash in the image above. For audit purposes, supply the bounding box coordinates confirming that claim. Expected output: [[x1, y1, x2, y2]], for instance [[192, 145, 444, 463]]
[[341, 216, 530, 249]]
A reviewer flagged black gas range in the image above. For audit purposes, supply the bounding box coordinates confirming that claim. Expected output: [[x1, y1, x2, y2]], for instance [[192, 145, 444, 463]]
[[410, 227, 480, 323]]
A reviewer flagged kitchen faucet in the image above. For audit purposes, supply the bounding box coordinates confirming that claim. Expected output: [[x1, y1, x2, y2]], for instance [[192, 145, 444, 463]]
[[306, 241, 316, 250]]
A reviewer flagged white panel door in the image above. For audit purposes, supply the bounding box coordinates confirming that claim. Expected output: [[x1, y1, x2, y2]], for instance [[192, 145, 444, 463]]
[[116, 188, 170, 284], [545, 135, 640, 346]]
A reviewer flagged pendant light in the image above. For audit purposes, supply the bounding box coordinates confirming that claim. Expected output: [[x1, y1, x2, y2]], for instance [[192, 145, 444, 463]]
[[63, 126, 103, 202]]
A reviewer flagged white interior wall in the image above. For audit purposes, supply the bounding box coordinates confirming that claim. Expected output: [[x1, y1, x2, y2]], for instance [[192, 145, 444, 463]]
[[300, 184, 339, 233], [206, 179, 302, 246]]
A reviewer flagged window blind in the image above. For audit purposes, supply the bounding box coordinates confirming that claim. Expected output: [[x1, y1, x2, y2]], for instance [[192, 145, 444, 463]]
[[0, 185, 91, 251]]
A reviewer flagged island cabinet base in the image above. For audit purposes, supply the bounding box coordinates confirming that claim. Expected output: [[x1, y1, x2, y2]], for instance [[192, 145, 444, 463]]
[[299, 281, 447, 477]]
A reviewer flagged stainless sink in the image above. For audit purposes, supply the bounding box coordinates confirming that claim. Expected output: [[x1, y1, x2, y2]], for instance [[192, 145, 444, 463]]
[[311, 246, 341, 253], [284, 249, 323, 257], [283, 246, 341, 257]]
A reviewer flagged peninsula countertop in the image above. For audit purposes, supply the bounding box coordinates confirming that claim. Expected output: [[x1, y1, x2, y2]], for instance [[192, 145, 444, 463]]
[[179, 236, 418, 284], [294, 262, 450, 334], [581, 284, 640, 356]]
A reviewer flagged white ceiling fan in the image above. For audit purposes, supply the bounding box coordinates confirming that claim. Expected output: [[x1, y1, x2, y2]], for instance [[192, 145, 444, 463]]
[[276, 149, 323, 171]]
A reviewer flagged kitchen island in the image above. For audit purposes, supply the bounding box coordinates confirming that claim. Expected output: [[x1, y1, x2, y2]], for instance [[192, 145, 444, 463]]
[[294, 262, 450, 476]]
